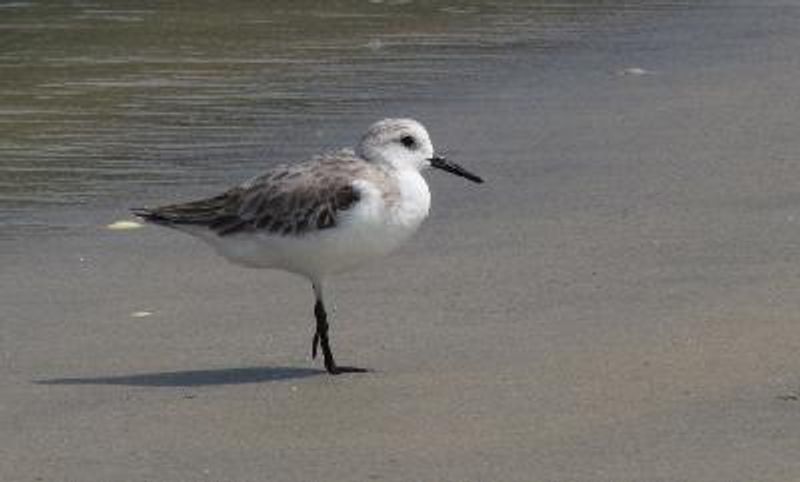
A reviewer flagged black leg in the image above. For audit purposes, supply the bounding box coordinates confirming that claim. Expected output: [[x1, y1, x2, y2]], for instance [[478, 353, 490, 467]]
[[313, 299, 336, 372], [311, 295, 367, 375]]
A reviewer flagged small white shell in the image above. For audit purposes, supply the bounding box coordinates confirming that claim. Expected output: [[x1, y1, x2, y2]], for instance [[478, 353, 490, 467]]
[[618, 67, 653, 76], [107, 220, 143, 230]]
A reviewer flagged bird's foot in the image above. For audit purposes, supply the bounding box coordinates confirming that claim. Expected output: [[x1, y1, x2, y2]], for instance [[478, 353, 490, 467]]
[[326, 364, 369, 375], [311, 325, 368, 374]]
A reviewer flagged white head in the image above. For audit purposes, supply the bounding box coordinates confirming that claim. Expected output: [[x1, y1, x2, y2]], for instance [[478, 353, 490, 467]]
[[356, 118, 484, 183], [356, 118, 434, 171]]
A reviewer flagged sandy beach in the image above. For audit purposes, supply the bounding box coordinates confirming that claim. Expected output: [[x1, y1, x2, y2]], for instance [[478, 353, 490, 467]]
[[4, 2, 800, 481]]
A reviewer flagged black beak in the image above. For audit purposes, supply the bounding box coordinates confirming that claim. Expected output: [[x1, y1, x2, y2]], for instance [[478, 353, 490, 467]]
[[429, 155, 484, 184]]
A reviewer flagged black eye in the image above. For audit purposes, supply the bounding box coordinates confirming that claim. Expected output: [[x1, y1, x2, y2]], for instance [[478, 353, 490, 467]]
[[400, 135, 416, 148]]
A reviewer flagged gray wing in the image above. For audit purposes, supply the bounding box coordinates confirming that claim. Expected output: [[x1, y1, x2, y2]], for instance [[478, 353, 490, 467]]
[[133, 159, 363, 237]]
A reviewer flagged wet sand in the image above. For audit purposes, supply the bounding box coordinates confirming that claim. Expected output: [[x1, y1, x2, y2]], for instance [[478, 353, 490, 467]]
[[5, 3, 800, 481]]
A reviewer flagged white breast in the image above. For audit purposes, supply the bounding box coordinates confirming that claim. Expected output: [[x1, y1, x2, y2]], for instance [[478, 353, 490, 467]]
[[317, 168, 430, 274]]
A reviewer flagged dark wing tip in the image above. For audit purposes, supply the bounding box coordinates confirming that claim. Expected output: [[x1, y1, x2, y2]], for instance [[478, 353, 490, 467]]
[[131, 207, 170, 225]]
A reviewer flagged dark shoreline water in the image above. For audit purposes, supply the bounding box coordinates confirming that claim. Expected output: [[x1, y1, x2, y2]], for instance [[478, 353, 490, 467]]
[[0, 0, 694, 239]]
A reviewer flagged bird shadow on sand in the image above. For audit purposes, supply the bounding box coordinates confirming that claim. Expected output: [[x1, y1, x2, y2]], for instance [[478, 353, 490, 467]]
[[34, 366, 324, 387]]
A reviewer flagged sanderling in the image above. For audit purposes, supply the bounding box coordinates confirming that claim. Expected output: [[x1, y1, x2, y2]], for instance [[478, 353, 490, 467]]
[[133, 118, 483, 374]]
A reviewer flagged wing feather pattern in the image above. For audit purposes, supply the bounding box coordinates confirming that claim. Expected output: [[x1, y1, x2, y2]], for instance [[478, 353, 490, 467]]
[[133, 157, 365, 237]]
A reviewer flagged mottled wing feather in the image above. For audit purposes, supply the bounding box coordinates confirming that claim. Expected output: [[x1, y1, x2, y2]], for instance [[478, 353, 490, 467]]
[[231, 171, 361, 236], [135, 157, 364, 237]]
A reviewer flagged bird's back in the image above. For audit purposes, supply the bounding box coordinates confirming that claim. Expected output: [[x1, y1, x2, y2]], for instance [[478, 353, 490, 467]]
[[134, 152, 368, 236]]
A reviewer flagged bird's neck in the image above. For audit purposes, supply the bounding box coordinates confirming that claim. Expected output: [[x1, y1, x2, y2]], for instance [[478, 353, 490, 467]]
[[392, 168, 431, 226]]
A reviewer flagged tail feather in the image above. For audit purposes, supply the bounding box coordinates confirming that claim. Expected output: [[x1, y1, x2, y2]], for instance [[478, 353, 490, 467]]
[[131, 207, 172, 225]]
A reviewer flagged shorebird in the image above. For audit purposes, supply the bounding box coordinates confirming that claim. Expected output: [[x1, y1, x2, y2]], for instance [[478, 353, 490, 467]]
[[133, 118, 483, 374]]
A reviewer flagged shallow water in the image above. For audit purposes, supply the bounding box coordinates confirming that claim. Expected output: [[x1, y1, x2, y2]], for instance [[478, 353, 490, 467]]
[[0, 0, 691, 238]]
